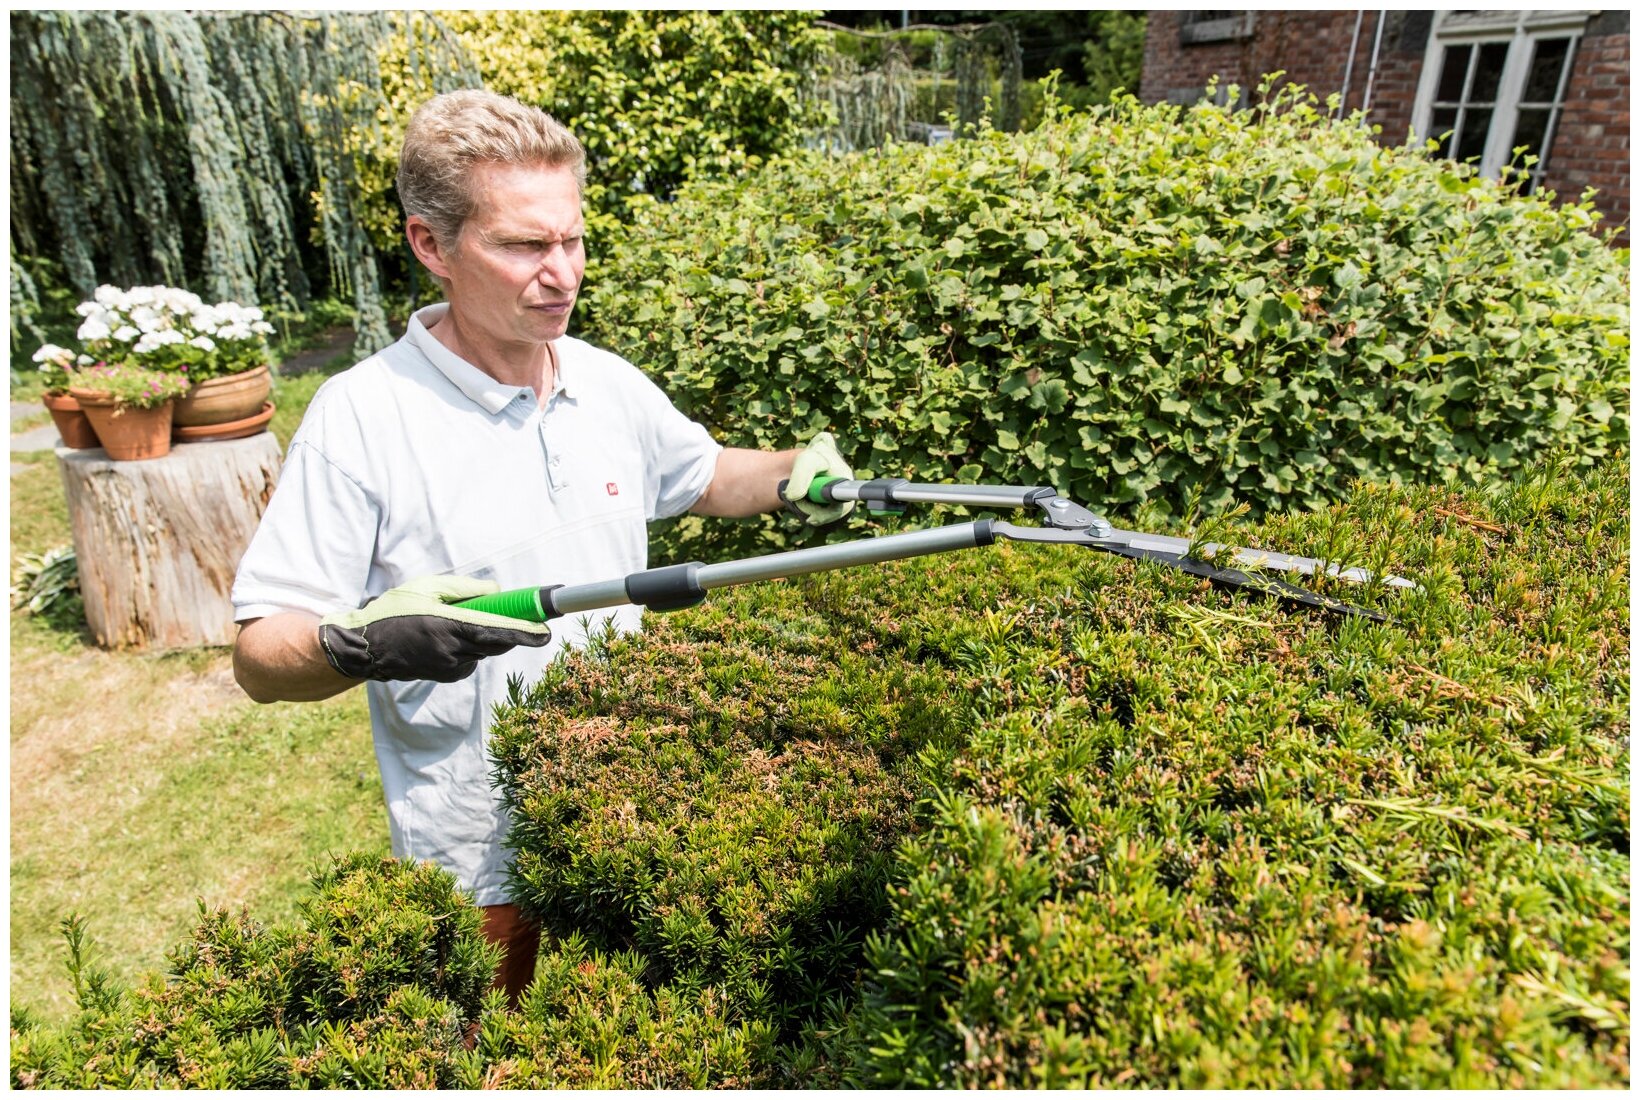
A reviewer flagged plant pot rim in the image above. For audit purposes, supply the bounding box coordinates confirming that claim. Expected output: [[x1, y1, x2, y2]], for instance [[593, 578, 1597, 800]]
[[189, 364, 271, 384], [66, 386, 117, 407], [68, 388, 173, 413]]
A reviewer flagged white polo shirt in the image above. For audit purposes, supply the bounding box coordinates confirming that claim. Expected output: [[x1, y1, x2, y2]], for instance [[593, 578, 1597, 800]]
[[232, 303, 723, 905]]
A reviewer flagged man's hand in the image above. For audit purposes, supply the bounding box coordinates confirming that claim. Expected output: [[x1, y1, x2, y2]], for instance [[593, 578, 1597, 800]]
[[782, 432, 855, 527], [318, 575, 551, 684]]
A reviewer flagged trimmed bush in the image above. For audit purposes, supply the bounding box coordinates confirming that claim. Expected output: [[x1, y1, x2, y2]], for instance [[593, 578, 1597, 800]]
[[13, 456, 1629, 1087], [9, 858, 776, 1089], [583, 83, 1630, 562], [495, 452, 1629, 1087], [487, 605, 959, 1039], [10, 855, 498, 1089]]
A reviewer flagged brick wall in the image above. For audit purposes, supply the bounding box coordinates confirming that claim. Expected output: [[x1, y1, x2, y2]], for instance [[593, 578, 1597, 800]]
[[1139, 11, 1385, 112], [1137, 12, 1430, 134], [1140, 11, 1629, 240], [1542, 20, 1630, 241]]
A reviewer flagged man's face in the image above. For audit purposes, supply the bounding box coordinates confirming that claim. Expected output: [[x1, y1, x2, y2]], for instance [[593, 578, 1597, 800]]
[[436, 161, 586, 347]]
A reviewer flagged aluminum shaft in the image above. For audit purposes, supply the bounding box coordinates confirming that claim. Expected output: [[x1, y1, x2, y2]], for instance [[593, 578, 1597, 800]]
[[547, 522, 991, 616]]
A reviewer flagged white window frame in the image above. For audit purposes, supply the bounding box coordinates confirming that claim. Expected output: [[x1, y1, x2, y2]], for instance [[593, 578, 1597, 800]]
[[1411, 10, 1594, 184]]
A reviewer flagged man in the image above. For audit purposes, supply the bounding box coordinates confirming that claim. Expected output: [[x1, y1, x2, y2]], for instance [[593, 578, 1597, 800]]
[[230, 89, 853, 1004]]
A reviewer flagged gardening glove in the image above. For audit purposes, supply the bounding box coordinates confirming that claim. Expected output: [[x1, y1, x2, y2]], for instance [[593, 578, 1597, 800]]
[[782, 431, 855, 527], [318, 574, 551, 684]]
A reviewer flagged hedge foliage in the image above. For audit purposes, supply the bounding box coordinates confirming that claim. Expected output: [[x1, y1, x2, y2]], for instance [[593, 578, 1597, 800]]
[[10, 855, 497, 1088], [488, 625, 954, 1041], [583, 83, 1630, 562], [13, 460, 1629, 1087], [492, 453, 1629, 1087]]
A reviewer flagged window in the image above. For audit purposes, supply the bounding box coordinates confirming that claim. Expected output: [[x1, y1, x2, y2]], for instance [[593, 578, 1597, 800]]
[[1178, 12, 1255, 46], [1413, 11, 1590, 192]]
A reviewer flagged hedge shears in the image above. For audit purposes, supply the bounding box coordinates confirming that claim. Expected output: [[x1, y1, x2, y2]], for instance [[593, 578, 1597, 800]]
[[455, 477, 1414, 624]]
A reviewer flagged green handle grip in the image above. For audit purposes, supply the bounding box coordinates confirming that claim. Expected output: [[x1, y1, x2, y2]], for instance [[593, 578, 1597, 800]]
[[776, 474, 847, 503], [808, 475, 846, 502], [452, 586, 549, 623]]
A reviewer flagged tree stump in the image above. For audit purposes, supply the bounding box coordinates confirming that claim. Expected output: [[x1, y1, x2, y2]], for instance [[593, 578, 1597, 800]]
[[57, 432, 283, 650]]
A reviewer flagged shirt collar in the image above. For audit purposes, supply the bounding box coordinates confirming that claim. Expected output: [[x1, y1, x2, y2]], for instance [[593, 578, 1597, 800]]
[[405, 303, 576, 414]]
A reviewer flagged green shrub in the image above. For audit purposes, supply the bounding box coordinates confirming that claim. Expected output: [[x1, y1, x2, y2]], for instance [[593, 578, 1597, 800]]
[[10, 855, 497, 1089], [487, 602, 961, 1039], [363, 11, 827, 248], [14, 457, 1629, 1087], [494, 453, 1628, 1086], [10, 860, 789, 1089], [825, 456, 1631, 1087], [465, 933, 782, 1088], [584, 82, 1629, 563]]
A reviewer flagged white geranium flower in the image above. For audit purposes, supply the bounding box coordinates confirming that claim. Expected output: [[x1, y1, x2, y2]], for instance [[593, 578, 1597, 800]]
[[75, 301, 100, 317], [251, 321, 274, 336], [189, 335, 217, 352], [151, 329, 185, 346], [127, 286, 157, 307], [165, 288, 203, 314], [77, 317, 112, 342], [132, 306, 163, 334], [93, 285, 125, 307], [76, 354, 94, 366], [218, 323, 254, 342], [113, 325, 140, 342]]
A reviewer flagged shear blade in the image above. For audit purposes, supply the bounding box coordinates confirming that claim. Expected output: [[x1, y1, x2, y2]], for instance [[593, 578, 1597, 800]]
[[1099, 543, 1387, 621]]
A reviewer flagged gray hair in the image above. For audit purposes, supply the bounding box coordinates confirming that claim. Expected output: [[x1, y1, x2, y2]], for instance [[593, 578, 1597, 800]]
[[397, 89, 587, 247]]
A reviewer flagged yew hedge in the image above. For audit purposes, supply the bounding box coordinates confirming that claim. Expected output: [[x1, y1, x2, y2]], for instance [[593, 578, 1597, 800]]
[[581, 84, 1630, 562], [13, 455, 1628, 1088]]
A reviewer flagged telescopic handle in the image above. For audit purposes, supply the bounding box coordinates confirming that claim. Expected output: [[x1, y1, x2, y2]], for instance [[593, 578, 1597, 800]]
[[778, 476, 1057, 511], [452, 520, 999, 623]]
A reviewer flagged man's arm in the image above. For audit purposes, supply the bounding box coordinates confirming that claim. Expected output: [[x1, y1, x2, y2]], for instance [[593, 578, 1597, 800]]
[[236, 577, 553, 703], [234, 613, 358, 703], [689, 447, 800, 518]]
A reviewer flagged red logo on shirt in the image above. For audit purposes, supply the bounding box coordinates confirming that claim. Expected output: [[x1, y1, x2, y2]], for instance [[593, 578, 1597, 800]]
[[606, 482, 620, 496]]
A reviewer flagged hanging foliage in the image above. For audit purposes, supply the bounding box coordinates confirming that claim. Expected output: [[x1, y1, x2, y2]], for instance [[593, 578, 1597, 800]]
[[811, 46, 915, 153], [8, 10, 477, 359], [811, 20, 1024, 151]]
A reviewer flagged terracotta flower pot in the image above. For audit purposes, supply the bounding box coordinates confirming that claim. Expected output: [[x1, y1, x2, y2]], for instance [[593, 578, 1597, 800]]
[[42, 392, 102, 449], [173, 365, 272, 428], [70, 390, 175, 461]]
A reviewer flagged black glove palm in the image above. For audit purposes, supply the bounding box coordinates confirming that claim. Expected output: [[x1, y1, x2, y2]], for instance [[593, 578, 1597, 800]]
[[318, 575, 551, 683]]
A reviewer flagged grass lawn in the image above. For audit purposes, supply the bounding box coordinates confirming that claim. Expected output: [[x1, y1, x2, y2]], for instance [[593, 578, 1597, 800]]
[[9, 364, 385, 1022]]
